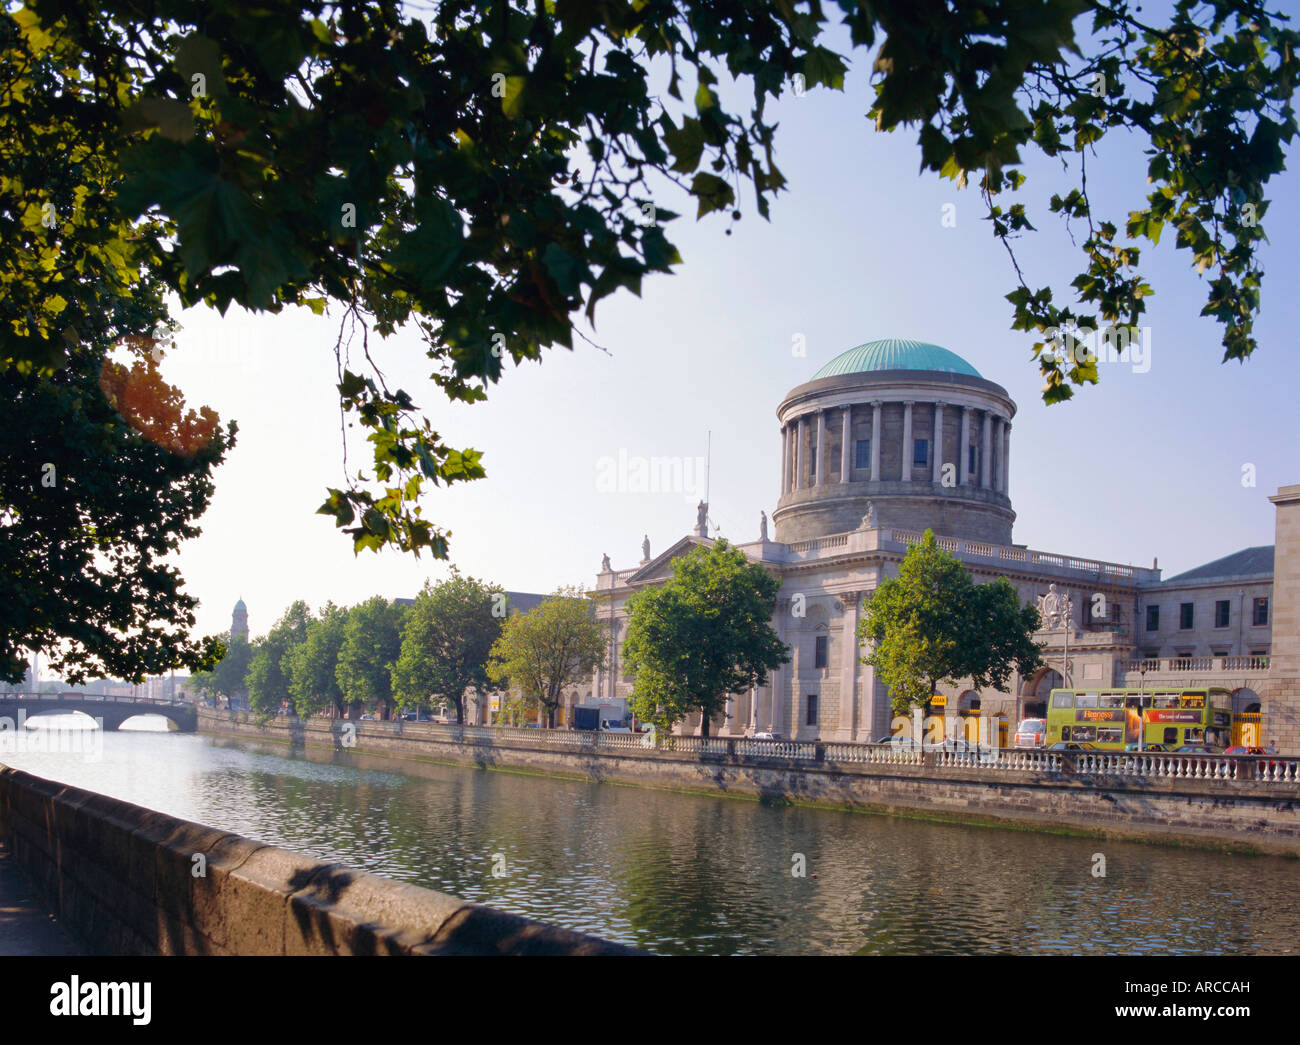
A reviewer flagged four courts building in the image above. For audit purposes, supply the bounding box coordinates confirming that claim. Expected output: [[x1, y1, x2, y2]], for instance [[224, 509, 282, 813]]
[[591, 338, 1300, 752]]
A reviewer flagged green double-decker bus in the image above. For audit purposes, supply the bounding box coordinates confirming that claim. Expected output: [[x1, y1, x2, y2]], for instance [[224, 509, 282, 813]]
[[1046, 687, 1233, 751]]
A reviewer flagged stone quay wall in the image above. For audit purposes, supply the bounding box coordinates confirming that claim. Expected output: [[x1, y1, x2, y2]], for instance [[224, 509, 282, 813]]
[[0, 764, 640, 956], [197, 709, 1300, 856]]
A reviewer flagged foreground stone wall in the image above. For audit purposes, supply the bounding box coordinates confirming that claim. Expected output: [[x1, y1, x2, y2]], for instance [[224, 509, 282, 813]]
[[0, 765, 639, 955], [198, 710, 1300, 856]]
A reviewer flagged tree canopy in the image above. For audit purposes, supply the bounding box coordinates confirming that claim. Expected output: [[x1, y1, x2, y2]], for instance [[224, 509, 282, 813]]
[[334, 595, 407, 719], [247, 599, 311, 716], [2, 0, 1293, 569], [189, 633, 252, 705], [858, 530, 1043, 714], [487, 586, 604, 729], [622, 540, 787, 737], [393, 570, 505, 725], [286, 601, 349, 717]]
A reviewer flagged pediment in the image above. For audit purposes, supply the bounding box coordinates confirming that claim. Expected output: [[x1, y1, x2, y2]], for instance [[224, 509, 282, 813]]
[[624, 535, 712, 584]]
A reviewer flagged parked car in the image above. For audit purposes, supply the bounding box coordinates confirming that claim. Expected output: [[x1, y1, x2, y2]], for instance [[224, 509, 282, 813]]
[[399, 712, 431, 722], [752, 731, 784, 741], [1047, 741, 1098, 751], [1014, 718, 1047, 748], [1125, 742, 1170, 752], [360, 713, 376, 721], [1225, 746, 1266, 756], [1173, 744, 1225, 754]]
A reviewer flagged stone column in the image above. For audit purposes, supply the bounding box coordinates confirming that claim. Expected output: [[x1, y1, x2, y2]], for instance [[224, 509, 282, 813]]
[[959, 406, 971, 486], [932, 401, 945, 484], [780, 423, 789, 495], [981, 411, 992, 488], [838, 591, 861, 739], [769, 665, 784, 734], [794, 417, 805, 491], [1002, 421, 1012, 494], [815, 410, 826, 486], [901, 401, 914, 482], [870, 401, 882, 480], [840, 406, 852, 482]]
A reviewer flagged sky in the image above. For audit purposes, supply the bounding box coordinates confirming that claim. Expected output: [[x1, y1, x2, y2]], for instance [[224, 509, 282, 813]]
[[142, 11, 1300, 649]]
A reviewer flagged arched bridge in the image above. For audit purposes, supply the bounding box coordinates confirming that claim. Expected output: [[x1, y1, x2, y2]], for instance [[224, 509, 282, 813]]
[[0, 692, 197, 732]]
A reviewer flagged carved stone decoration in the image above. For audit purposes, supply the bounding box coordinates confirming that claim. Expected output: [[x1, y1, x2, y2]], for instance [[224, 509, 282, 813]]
[[601, 553, 612, 572], [641, 535, 650, 563], [759, 511, 768, 541]]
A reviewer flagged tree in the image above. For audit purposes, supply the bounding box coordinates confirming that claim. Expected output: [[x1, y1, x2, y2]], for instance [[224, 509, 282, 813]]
[[393, 571, 505, 726], [0, 8, 235, 681], [190, 634, 252, 708], [622, 541, 788, 738], [247, 600, 311, 717], [0, 338, 235, 684], [286, 601, 348, 718], [3, 2, 1292, 562], [487, 586, 604, 730], [335, 596, 407, 719], [858, 530, 1043, 716]]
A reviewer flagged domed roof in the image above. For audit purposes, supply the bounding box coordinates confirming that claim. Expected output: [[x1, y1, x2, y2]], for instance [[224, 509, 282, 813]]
[[233, 598, 247, 613], [812, 338, 982, 380]]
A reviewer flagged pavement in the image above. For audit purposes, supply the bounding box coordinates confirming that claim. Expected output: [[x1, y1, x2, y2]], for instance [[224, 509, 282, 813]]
[[0, 837, 83, 955]]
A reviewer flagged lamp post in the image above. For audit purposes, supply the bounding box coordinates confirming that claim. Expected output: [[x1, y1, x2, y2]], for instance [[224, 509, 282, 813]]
[[1060, 593, 1074, 687], [1137, 664, 1148, 753]]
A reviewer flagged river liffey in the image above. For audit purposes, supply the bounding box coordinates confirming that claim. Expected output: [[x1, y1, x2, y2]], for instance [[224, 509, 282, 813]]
[[3, 721, 1297, 955]]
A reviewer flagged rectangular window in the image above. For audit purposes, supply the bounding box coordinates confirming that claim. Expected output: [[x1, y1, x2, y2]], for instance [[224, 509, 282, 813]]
[[1179, 603, 1194, 630], [814, 635, 828, 669], [1146, 605, 1159, 632], [1163, 727, 1178, 745], [968, 444, 977, 477], [806, 694, 818, 726], [809, 446, 817, 482], [1253, 597, 1269, 626], [1214, 600, 1230, 628], [913, 439, 928, 466], [1051, 692, 1073, 709], [855, 439, 871, 470]]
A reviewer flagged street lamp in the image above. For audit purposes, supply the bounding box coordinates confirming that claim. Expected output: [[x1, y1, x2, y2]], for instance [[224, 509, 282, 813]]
[[1137, 664, 1148, 753]]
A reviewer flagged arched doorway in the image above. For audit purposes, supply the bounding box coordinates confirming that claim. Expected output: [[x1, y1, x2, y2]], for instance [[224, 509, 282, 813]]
[[1023, 668, 1062, 718], [1231, 687, 1263, 746]]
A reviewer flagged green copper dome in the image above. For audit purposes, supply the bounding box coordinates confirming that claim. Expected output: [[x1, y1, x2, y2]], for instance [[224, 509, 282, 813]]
[[812, 338, 981, 380]]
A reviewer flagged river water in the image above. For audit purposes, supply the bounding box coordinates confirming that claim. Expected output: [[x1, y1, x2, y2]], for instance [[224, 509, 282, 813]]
[[2, 716, 1296, 955]]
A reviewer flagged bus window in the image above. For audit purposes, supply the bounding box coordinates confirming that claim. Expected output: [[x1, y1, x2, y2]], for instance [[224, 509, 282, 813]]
[[1051, 692, 1073, 709], [1154, 693, 1178, 708], [1163, 727, 1178, 745], [1100, 693, 1124, 708], [1075, 692, 1099, 709], [1180, 694, 1205, 709], [1062, 726, 1072, 740], [1097, 727, 1121, 744], [1072, 726, 1097, 742], [1186, 727, 1204, 743]]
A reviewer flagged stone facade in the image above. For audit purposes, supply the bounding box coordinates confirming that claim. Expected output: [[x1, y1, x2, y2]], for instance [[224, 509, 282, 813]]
[[1261, 486, 1300, 752], [593, 341, 1297, 752]]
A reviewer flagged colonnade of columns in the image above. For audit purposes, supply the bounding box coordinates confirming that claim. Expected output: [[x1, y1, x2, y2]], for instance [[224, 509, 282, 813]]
[[779, 401, 1011, 496]]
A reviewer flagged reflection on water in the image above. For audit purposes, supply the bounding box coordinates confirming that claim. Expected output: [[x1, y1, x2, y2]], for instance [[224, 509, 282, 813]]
[[2, 728, 1296, 955]]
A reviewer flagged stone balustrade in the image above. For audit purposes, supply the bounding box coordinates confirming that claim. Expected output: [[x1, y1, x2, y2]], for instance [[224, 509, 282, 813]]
[[1120, 655, 1271, 676], [233, 712, 1299, 784]]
